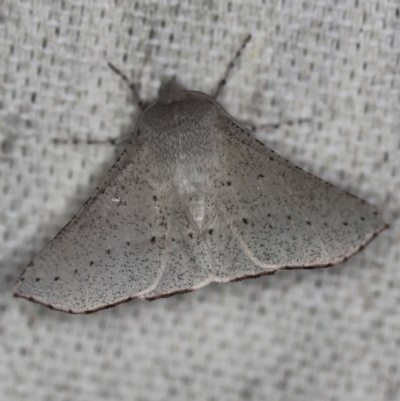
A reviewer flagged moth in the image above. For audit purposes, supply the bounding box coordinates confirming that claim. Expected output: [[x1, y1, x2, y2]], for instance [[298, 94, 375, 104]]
[[13, 36, 388, 313]]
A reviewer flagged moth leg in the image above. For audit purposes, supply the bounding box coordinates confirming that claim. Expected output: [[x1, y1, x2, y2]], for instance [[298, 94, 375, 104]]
[[212, 34, 252, 100], [51, 133, 132, 146], [237, 118, 312, 134]]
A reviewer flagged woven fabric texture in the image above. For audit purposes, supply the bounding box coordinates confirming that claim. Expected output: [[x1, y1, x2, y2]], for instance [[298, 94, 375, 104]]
[[1, 1, 398, 400]]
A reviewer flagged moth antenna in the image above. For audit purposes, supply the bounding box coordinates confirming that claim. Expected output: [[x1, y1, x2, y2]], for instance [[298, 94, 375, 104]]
[[52, 65, 140, 147], [212, 34, 252, 100], [108, 62, 145, 111]]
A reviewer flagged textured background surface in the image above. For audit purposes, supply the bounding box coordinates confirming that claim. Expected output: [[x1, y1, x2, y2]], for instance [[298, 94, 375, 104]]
[[1, 1, 399, 400]]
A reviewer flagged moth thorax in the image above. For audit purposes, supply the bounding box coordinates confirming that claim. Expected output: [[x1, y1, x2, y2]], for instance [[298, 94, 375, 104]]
[[140, 93, 220, 177]]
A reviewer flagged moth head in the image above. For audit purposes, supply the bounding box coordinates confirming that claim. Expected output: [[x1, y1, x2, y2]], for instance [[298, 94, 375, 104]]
[[157, 79, 190, 103]]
